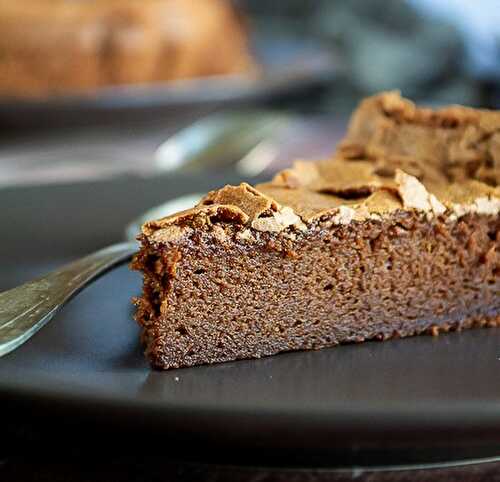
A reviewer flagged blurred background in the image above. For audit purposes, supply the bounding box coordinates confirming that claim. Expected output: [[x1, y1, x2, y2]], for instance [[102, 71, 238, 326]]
[[1, 0, 500, 189], [242, 0, 500, 110]]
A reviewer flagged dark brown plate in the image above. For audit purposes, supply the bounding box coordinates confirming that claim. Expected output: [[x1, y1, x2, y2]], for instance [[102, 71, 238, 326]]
[[1, 172, 500, 466]]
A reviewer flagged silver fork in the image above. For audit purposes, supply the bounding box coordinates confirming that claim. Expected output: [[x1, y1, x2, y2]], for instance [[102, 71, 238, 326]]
[[0, 243, 137, 357]]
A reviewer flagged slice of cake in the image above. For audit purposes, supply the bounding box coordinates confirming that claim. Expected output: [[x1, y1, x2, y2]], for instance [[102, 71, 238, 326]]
[[132, 92, 500, 370]]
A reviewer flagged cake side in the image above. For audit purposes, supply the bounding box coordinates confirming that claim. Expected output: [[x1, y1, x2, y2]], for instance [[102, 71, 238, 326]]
[[133, 206, 499, 369], [133, 176, 500, 370], [133, 92, 500, 370]]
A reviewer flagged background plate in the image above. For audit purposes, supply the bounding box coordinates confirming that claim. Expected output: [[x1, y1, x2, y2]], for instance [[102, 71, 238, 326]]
[[0, 35, 339, 127], [1, 173, 500, 466]]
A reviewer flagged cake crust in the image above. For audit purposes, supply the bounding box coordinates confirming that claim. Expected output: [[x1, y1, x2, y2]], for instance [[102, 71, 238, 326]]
[[133, 92, 500, 370]]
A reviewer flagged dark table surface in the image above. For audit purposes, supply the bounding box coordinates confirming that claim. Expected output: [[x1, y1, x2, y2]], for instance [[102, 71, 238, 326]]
[[2, 458, 500, 482]]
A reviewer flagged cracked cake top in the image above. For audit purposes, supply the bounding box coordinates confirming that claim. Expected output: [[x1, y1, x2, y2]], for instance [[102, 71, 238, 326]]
[[142, 92, 500, 239]]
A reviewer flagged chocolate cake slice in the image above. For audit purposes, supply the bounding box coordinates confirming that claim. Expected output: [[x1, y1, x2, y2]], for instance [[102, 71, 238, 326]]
[[133, 92, 500, 370]]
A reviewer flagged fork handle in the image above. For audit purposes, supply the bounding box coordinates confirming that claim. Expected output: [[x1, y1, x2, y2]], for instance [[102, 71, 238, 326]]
[[0, 242, 137, 357]]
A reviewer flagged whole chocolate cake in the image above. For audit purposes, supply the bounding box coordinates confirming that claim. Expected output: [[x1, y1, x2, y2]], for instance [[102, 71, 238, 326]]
[[0, 0, 254, 98], [133, 92, 500, 370]]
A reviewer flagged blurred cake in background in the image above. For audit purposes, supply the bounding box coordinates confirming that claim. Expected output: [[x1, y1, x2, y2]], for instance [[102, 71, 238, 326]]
[[0, 0, 255, 98]]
